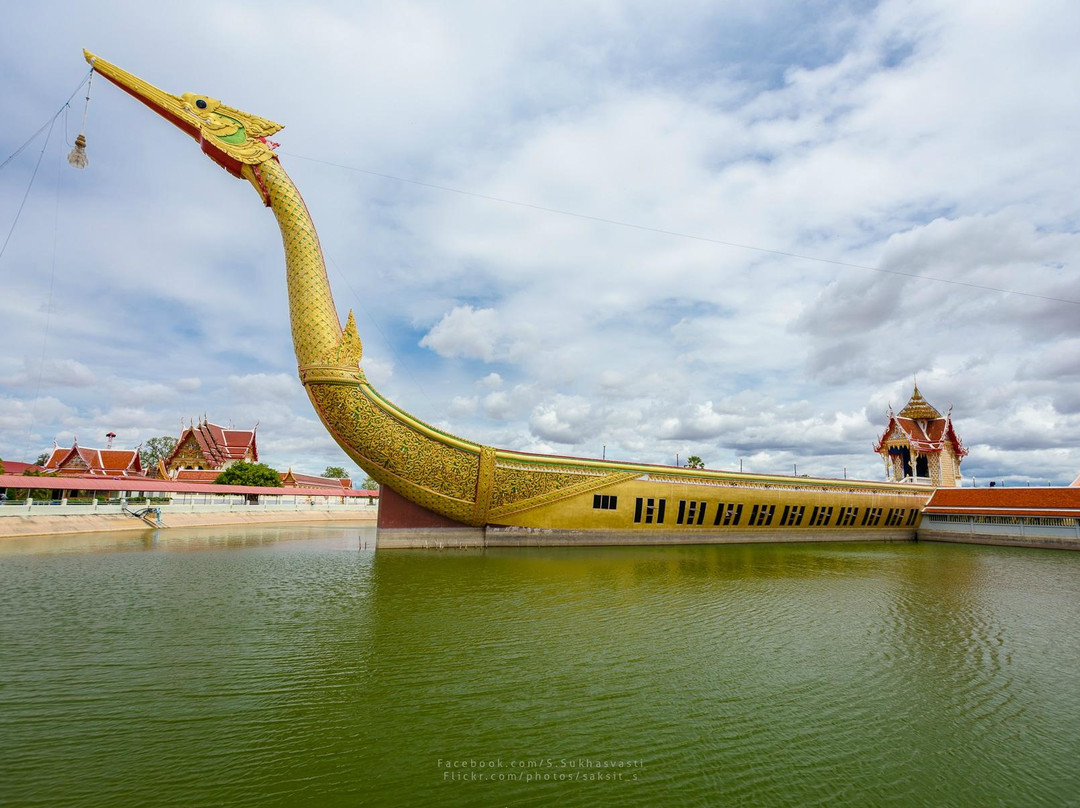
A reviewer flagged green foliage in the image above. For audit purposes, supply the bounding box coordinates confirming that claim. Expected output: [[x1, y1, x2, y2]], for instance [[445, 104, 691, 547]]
[[140, 436, 178, 469], [323, 466, 348, 479], [9, 468, 52, 500], [0, 456, 5, 476], [685, 456, 705, 470], [35, 452, 49, 466], [361, 475, 379, 490], [214, 462, 283, 488]]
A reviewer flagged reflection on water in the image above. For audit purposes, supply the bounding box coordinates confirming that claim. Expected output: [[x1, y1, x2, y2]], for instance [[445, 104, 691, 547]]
[[0, 527, 1077, 807], [0, 523, 365, 556]]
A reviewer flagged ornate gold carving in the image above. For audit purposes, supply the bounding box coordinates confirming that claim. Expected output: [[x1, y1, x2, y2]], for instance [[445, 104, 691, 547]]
[[898, 384, 941, 419], [307, 382, 479, 502], [298, 364, 368, 385], [488, 469, 638, 519], [472, 447, 497, 524], [180, 93, 282, 165], [334, 311, 364, 366], [490, 464, 600, 509], [84, 52, 282, 168], [259, 159, 344, 369]]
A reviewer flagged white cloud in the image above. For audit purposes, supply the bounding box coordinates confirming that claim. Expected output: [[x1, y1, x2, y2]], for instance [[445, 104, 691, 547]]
[[529, 396, 599, 445], [0, 358, 98, 389], [419, 305, 501, 361], [1, 0, 1079, 485]]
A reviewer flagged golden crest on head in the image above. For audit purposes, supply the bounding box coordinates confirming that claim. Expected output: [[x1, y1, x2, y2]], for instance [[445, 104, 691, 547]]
[[81, 51, 284, 170], [177, 92, 284, 166]]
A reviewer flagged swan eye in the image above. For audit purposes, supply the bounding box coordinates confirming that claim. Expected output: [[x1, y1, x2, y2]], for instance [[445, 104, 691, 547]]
[[196, 99, 208, 110]]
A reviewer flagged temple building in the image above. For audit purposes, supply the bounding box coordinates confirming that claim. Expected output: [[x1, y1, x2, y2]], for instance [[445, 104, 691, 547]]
[[42, 438, 144, 477], [874, 385, 967, 487], [281, 468, 353, 492], [156, 419, 350, 490], [159, 419, 258, 482]]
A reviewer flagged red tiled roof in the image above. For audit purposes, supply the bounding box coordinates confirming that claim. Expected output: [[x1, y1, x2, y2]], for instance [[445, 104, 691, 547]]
[[925, 487, 1080, 517], [164, 421, 258, 471], [874, 415, 967, 457], [43, 443, 143, 476], [281, 469, 352, 490], [193, 422, 258, 464], [173, 470, 223, 483], [0, 461, 40, 475]]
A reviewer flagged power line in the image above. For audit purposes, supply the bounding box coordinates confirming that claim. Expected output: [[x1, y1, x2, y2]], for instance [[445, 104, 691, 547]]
[[0, 115, 58, 264], [281, 150, 1080, 307], [0, 71, 93, 265], [0, 70, 92, 172]]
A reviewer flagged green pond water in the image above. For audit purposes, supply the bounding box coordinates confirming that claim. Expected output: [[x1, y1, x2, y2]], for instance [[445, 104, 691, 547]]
[[0, 524, 1077, 807]]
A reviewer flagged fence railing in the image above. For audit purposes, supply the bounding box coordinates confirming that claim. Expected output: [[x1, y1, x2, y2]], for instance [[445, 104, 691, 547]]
[[920, 513, 1080, 540], [0, 497, 377, 518]]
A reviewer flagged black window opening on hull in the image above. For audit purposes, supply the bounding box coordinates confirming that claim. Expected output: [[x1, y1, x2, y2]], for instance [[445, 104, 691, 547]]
[[810, 506, 834, 527], [714, 503, 743, 526], [676, 500, 708, 525], [779, 505, 805, 527], [749, 504, 775, 527], [633, 497, 667, 524], [837, 506, 859, 527], [593, 494, 618, 510]]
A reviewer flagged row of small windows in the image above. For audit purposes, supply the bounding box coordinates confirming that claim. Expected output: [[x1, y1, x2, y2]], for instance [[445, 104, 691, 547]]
[[596, 496, 918, 528], [592, 494, 618, 510]]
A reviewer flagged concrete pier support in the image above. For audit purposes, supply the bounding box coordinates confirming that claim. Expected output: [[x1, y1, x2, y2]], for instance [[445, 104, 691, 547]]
[[375, 487, 484, 548]]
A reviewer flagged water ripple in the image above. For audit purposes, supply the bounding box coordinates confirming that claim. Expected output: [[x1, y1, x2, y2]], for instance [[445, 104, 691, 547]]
[[1, 533, 1079, 806]]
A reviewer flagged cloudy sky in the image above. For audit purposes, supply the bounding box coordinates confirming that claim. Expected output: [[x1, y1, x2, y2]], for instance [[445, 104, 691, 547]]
[[2, 0, 1079, 485]]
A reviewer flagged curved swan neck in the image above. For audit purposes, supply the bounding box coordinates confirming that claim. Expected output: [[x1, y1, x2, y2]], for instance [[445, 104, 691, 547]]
[[255, 158, 345, 368]]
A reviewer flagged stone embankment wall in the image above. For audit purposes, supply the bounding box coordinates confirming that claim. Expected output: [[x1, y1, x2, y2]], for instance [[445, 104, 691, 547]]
[[917, 515, 1080, 551], [0, 505, 377, 539]]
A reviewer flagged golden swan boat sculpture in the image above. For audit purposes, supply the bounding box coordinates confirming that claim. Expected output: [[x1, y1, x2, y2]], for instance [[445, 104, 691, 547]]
[[84, 51, 930, 543]]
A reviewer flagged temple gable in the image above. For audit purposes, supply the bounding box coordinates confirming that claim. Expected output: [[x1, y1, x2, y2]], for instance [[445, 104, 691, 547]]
[[162, 419, 258, 478], [43, 439, 143, 477]]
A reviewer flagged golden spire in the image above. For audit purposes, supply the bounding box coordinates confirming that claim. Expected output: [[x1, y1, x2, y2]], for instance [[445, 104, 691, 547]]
[[898, 383, 941, 419]]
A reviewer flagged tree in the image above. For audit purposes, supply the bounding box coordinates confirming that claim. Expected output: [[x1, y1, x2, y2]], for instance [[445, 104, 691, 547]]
[[361, 475, 379, 490], [323, 466, 348, 479], [9, 468, 52, 501], [0, 456, 5, 476], [35, 452, 49, 466], [685, 456, 705, 470], [214, 462, 283, 488], [140, 436, 178, 470]]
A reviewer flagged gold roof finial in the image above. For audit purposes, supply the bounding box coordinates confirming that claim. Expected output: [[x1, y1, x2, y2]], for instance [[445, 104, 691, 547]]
[[898, 382, 941, 419]]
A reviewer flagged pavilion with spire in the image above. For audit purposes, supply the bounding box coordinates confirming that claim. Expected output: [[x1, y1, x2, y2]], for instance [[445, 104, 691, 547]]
[[874, 384, 967, 486]]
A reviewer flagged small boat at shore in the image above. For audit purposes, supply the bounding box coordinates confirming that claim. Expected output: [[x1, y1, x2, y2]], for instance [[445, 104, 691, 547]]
[[83, 51, 932, 545]]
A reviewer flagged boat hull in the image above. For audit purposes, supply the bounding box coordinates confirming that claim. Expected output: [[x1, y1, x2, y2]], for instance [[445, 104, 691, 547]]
[[375, 472, 931, 548]]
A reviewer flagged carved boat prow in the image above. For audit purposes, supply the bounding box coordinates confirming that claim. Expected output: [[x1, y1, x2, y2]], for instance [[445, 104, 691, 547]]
[[85, 51, 933, 545]]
